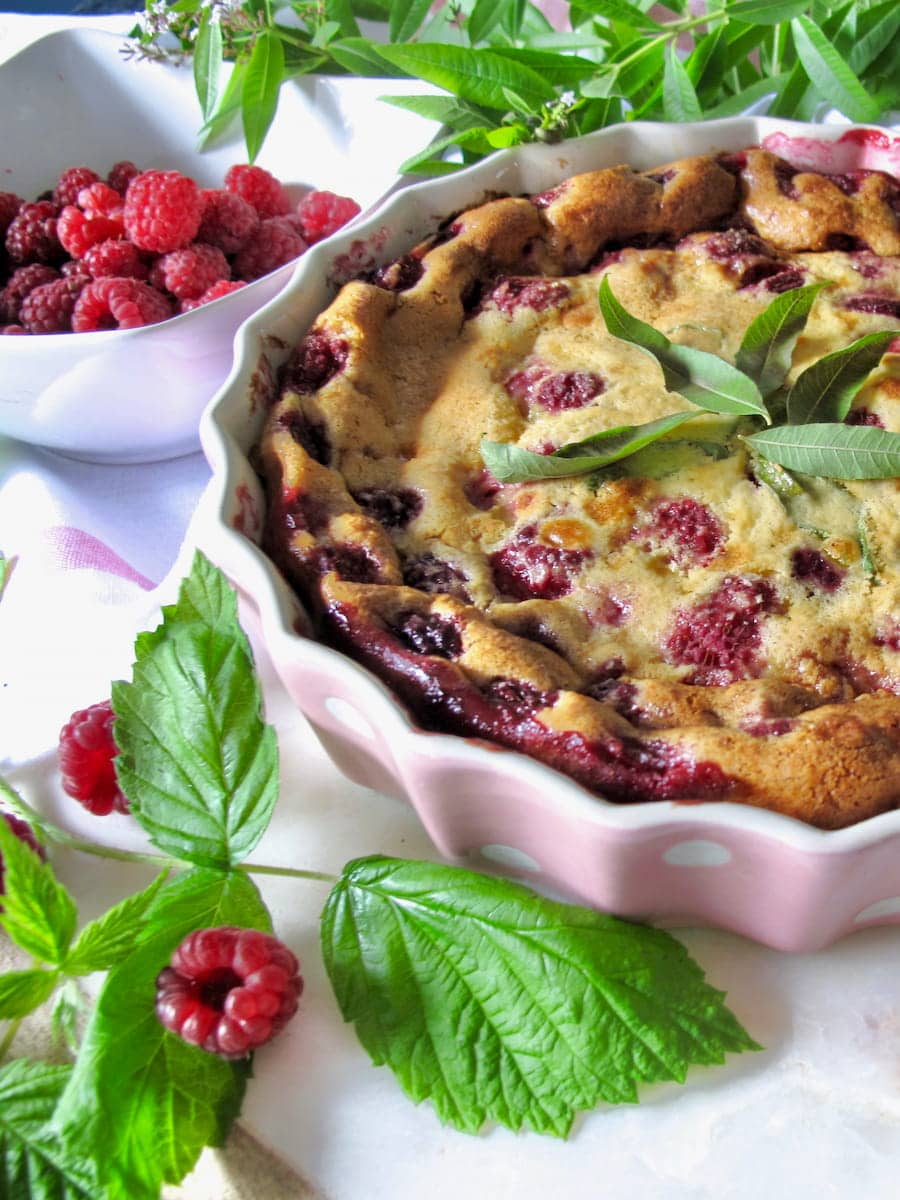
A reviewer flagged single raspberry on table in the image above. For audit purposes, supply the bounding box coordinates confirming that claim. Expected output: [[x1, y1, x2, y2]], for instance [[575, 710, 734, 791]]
[[197, 188, 259, 254], [295, 190, 361, 244], [6, 201, 63, 265], [0, 191, 23, 237], [57, 205, 123, 259], [180, 279, 246, 311], [82, 238, 148, 281], [149, 242, 230, 300], [0, 263, 59, 322], [107, 160, 140, 195], [53, 166, 101, 208], [1, 812, 46, 901], [124, 169, 203, 253], [58, 699, 129, 815], [72, 277, 172, 331], [232, 217, 306, 281], [224, 164, 290, 218], [19, 278, 78, 333], [156, 926, 303, 1059]]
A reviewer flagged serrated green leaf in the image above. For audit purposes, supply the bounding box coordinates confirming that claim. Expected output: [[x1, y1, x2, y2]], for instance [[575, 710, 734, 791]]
[[745, 423, 900, 478], [0, 1060, 96, 1200], [113, 554, 278, 869], [848, 0, 900, 75], [737, 283, 826, 397], [703, 72, 788, 119], [322, 856, 759, 1137], [192, 9, 222, 122], [729, 0, 810, 24], [663, 42, 702, 121], [328, 36, 408, 76], [389, 0, 434, 42], [372, 42, 556, 109], [481, 412, 696, 482], [0, 968, 59, 1019], [572, 0, 661, 30], [599, 278, 769, 420], [790, 14, 881, 122], [0, 819, 76, 966], [786, 330, 895, 424], [63, 872, 169, 976], [378, 93, 476, 123], [241, 31, 285, 162], [488, 45, 600, 87], [51, 869, 270, 1199]]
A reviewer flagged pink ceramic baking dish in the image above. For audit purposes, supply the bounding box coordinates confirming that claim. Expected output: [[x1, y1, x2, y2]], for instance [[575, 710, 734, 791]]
[[199, 117, 900, 954]]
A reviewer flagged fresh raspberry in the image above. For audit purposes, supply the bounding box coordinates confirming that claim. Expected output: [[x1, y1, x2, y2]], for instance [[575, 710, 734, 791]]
[[224, 164, 290, 218], [19, 279, 78, 333], [82, 238, 148, 280], [107, 160, 140, 195], [180, 279, 246, 311], [72, 277, 172, 332], [155, 926, 302, 1059], [0, 191, 23, 237], [124, 169, 203, 253], [58, 700, 129, 815], [60, 260, 93, 294], [1, 263, 59, 322], [295, 190, 361, 244], [0, 324, 28, 335], [53, 166, 101, 208], [6, 201, 63, 265], [197, 188, 259, 254], [149, 242, 230, 300], [57, 205, 123, 259], [232, 217, 306, 281], [1, 812, 46, 901], [77, 181, 125, 222]]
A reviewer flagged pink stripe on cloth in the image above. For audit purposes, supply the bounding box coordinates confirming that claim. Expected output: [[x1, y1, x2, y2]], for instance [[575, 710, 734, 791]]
[[45, 526, 156, 591]]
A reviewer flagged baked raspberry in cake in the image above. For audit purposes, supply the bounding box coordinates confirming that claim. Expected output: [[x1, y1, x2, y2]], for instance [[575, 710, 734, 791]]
[[257, 147, 900, 829]]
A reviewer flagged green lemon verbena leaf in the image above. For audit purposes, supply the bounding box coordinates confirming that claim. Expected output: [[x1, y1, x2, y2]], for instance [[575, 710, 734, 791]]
[[0, 968, 59, 1020], [790, 15, 882, 124], [745, 423, 900, 479], [598, 278, 769, 420], [785, 329, 895, 425], [192, 8, 222, 124], [0, 1060, 96, 1200], [727, 0, 810, 25], [571, 0, 661, 29], [736, 283, 827, 398], [481, 412, 697, 482], [0, 817, 76, 966], [389, 0, 434, 43], [51, 869, 269, 1200], [662, 42, 702, 123], [372, 42, 556, 110], [241, 31, 285, 163], [112, 553, 278, 869], [63, 871, 169, 976], [321, 856, 759, 1138]]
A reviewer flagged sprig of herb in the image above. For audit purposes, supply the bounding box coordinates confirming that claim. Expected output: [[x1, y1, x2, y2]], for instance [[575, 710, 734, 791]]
[[482, 280, 900, 483], [127, 1, 899, 169], [0, 552, 758, 1197]]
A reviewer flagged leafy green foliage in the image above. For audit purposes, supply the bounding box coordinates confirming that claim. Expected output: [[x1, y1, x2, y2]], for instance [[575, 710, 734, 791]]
[[129, 1, 897, 168], [112, 551, 278, 869], [736, 282, 827, 397], [744, 422, 900, 477], [62, 872, 170, 976], [50, 869, 270, 1200], [0, 818, 76, 966], [322, 856, 759, 1136], [785, 329, 898, 424]]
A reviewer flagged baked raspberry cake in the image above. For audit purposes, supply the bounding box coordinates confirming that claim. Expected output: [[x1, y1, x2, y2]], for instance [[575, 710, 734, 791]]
[[257, 147, 900, 829]]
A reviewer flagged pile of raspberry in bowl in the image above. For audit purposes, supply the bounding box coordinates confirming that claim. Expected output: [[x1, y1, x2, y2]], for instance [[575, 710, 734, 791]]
[[0, 162, 360, 335]]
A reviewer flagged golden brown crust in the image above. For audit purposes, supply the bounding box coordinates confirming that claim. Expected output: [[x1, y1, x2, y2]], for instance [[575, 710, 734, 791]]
[[258, 147, 900, 828]]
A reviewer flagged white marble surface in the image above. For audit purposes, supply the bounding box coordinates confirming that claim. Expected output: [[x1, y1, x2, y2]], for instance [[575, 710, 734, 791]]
[[2, 13, 900, 1200]]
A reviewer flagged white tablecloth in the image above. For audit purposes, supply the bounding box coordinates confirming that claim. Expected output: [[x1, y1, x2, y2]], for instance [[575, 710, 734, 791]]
[[2, 15, 900, 1200]]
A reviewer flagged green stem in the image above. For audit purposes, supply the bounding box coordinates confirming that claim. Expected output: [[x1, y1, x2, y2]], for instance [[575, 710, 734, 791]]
[[0, 1018, 22, 1060], [0, 776, 337, 885]]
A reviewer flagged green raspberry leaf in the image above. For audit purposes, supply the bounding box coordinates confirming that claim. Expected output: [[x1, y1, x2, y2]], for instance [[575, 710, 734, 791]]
[[745, 423, 900, 479], [63, 871, 169, 976], [0, 1059, 97, 1200], [0, 817, 77, 966], [736, 283, 827, 398], [321, 856, 759, 1137], [0, 968, 59, 1020], [481, 411, 696, 482], [599, 278, 769, 421], [112, 552, 278, 869], [51, 868, 271, 1199], [786, 329, 895, 424]]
